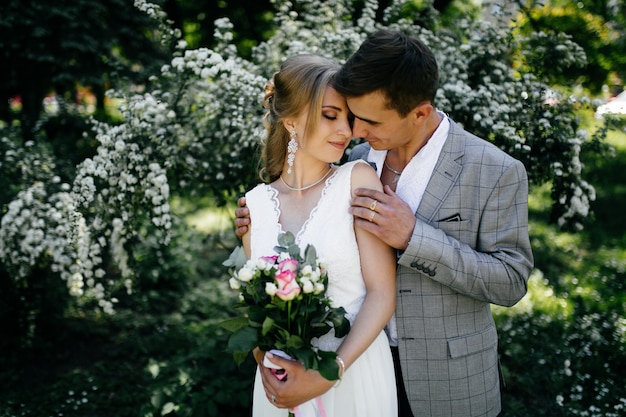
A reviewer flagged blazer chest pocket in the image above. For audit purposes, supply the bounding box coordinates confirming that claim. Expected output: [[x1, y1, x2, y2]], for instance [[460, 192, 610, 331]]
[[447, 326, 498, 359], [435, 219, 470, 241]]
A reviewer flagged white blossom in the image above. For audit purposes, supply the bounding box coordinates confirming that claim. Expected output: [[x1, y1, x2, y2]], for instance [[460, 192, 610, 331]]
[[229, 277, 242, 290], [265, 282, 278, 296], [237, 267, 254, 283]]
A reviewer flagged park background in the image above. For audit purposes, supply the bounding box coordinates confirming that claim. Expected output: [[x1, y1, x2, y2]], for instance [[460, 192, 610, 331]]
[[1, 0, 625, 416]]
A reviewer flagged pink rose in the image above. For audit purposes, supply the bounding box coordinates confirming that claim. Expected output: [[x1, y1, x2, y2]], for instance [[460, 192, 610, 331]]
[[278, 258, 298, 272], [274, 259, 301, 301], [261, 255, 279, 264], [258, 255, 279, 271]]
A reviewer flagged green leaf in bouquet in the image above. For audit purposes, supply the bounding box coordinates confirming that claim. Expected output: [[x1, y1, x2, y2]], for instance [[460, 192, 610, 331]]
[[275, 231, 296, 252], [277, 327, 291, 340], [287, 243, 300, 259], [295, 348, 317, 371], [303, 244, 318, 267], [261, 316, 275, 336], [275, 231, 303, 259], [309, 322, 332, 339], [227, 326, 258, 365], [299, 296, 317, 311], [317, 350, 340, 381], [328, 308, 350, 338], [279, 231, 296, 246], [232, 350, 250, 367], [270, 296, 287, 310], [219, 316, 249, 333], [247, 306, 269, 325], [222, 245, 248, 269], [285, 334, 304, 350]]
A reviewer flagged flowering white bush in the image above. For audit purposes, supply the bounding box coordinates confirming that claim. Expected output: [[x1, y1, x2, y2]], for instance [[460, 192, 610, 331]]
[[0, 0, 613, 312], [0, 137, 115, 313]]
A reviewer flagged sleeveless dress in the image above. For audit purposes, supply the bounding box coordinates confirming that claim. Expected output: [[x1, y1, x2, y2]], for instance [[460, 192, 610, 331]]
[[247, 161, 398, 417]]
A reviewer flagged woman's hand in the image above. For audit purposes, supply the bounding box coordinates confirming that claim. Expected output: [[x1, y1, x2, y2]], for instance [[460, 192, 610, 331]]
[[259, 352, 334, 409]]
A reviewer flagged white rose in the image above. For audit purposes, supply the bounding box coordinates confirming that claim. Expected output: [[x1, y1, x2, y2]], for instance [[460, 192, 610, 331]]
[[229, 277, 241, 290], [265, 282, 278, 296], [301, 265, 313, 275], [301, 279, 314, 294], [309, 269, 321, 282], [237, 267, 254, 282], [256, 258, 269, 270], [314, 283, 325, 295]]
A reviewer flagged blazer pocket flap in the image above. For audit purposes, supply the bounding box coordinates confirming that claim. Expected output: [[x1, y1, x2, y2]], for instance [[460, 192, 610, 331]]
[[447, 326, 498, 359], [435, 219, 471, 241]]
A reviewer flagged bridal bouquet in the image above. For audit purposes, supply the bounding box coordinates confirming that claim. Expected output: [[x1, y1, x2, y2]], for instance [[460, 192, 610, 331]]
[[222, 231, 350, 381]]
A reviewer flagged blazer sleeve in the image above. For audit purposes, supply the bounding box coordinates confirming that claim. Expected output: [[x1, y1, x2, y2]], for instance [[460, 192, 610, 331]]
[[398, 139, 534, 307]]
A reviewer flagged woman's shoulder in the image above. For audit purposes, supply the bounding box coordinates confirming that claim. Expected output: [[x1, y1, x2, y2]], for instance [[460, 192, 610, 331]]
[[245, 183, 275, 200], [340, 159, 375, 171], [246, 182, 265, 195], [340, 160, 381, 192]]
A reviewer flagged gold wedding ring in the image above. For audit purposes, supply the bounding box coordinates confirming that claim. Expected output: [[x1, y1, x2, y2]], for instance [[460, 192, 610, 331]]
[[369, 199, 378, 212], [368, 211, 375, 222]]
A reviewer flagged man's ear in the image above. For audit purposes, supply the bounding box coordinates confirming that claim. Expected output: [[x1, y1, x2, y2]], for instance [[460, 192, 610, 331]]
[[411, 102, 434, 122]]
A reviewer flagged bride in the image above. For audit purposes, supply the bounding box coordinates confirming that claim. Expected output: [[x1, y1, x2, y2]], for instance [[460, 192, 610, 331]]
[[240, 54, 398, 417]]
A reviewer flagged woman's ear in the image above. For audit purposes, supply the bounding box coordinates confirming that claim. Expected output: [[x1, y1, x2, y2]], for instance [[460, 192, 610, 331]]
[[282, 119, 296, 133]]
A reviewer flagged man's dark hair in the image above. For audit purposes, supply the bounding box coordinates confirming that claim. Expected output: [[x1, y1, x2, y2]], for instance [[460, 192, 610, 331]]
[[334, 29, 439, 117]]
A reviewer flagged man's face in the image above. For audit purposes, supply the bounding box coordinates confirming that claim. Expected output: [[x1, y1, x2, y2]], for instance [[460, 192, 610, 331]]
[[346, 90, 415, 151]]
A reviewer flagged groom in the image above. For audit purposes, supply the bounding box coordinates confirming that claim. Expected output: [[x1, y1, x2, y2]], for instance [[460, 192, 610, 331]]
[[235, 30, 533, 417]]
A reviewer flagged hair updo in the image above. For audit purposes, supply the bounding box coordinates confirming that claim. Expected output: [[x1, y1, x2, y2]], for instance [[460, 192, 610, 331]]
[[260, 54, 340, 183]]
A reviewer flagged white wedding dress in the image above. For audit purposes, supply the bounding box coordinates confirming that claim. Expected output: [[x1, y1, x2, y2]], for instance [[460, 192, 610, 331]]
[[247, 161, 397, 417]]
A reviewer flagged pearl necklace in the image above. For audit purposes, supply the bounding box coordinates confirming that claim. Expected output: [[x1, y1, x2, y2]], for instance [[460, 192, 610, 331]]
[[280, 165, 333, 191], [384, 160, 403, 184]]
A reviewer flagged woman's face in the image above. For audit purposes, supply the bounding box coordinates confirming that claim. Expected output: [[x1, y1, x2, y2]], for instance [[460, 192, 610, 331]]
[[294, 86, 352, 164]]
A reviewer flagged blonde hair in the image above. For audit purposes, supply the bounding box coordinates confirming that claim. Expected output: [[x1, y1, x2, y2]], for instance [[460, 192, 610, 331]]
[[260, 55, 339, 183]]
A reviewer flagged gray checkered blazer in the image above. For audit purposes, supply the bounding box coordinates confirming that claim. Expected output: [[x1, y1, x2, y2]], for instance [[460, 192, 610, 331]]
[[350, 119, 533, 417]]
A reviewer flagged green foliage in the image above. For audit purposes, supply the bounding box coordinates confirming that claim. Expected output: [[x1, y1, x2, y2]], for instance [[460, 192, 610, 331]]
[[166, 0, 274, 58], [514, 0, 626, 93], [137, 310, 255, 417], [494, 133, 626, 417], [0, 247, 255, 417], [111, 217, 208, 314], [0, 0, 172, 140]]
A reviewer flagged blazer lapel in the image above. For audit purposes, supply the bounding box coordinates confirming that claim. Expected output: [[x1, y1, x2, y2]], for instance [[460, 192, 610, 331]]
[[416, 121, 465, 223]]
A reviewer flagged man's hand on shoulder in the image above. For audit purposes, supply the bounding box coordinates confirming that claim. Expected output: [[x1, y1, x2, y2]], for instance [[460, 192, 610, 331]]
[[234, 196, 250, 238], [349, 185, 415, 250]]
